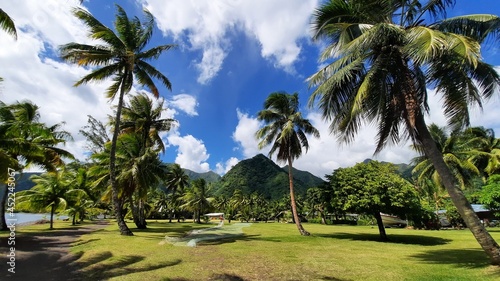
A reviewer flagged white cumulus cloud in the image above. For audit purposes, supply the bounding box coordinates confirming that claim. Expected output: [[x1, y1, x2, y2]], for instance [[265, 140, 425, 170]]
[[139, 0, 318, 83], [215, 157, 240, 175], [166, 132, 211, 172]]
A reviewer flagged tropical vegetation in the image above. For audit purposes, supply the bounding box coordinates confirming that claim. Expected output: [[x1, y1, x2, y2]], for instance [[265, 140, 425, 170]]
[[308, 0, 500, 264]]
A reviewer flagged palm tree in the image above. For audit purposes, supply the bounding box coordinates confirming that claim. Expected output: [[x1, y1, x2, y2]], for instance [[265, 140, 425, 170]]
[[164, 164, 189, 222], [412, 124, 480, 192], [121, 93, 176, 152], [119, 93, 174, 227], [181, 178, 212, 223], [59, 5, 175, 235], [255, 92, 320, 236], [463, 126, 500, 178], [17, 171, 84, 229], [0, 100, 73, 230], [309, 0, 500, 263]]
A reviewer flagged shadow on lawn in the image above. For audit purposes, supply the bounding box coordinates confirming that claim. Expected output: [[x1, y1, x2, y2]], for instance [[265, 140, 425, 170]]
[[410, 248, 493, 269], [317, 232, 451, 246], [75, 250, 182, 280]]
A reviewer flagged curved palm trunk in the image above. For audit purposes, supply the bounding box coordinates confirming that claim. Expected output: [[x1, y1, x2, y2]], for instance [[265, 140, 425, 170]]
[[415, 114, 500, 264], [109, 82, 133, 236], [287, 157, 310, 236], [374, 212, 388, 241]]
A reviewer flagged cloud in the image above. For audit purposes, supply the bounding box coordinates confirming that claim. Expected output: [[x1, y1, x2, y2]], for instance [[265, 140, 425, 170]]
[[232, 109, 263, 158], [168, 94, 198, 116], [139, 0, 318, 83], [215, 157, 240, 175], [0, 1, 113, 163], [166, 132, 210, 172]]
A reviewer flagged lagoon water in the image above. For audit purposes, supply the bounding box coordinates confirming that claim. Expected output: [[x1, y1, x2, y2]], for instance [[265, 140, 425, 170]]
[[4, 213, 51, 225]]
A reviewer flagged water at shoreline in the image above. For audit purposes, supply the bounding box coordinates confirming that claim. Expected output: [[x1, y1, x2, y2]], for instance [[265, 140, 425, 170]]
[[4, 213, 68, 225]]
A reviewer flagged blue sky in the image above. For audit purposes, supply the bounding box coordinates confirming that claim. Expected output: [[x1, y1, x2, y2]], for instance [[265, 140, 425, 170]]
[[1, 0, 500, 178]]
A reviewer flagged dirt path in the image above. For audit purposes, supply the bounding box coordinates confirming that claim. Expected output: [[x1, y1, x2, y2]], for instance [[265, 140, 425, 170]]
[[1, 221, 109, 281]]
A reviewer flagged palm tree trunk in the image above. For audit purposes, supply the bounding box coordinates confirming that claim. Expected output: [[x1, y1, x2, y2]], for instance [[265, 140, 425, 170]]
[[415, 115, 500, 264], [109, 81, 133, 236], [50, 205, 55, 230], [374, 212, 388, 241], [72, 214, 76, 226], [287, 157, 310, 236], [0, 185, 8, 230]]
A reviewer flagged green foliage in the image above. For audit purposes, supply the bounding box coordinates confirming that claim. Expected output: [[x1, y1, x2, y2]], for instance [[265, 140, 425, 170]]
[[479, 175, 500, 215], [327, 161, 421, 219], [445, 200, 466, 229]]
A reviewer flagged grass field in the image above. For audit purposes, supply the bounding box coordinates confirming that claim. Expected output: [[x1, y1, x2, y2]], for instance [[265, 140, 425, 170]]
[[7, 220, 500, 280]]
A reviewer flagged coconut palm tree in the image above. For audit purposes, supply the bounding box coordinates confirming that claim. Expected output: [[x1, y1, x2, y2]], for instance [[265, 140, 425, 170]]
[[59, 5, 175, 235], [309, 0, 500, 263], [0, 100, 73, 230], [181, 178, 212, 223], [255, 92, 320, 236], [164, 164, 189, 222], [17, 171, 85, 229]]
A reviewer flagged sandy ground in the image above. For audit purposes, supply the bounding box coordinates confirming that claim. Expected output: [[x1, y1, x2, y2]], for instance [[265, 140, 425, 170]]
[[1, 221, 109, 281]]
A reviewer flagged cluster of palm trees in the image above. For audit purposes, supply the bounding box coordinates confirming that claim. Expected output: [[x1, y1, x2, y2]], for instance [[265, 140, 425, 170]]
[[2, 0, 500, 265]]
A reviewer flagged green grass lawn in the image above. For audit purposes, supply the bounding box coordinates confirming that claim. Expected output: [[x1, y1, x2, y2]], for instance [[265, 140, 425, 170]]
[[8, 220, 500, 280]]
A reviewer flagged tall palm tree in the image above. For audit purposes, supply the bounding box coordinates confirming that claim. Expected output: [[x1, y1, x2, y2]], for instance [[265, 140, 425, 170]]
[[164, 164, 189, 222], [17, 171, 85, 229], [309, 0, 500, 263], [255, 92, 320, 236], [59, 5, 175, 235], [0, 100, 73, 230], [119, 93, 174, 227]]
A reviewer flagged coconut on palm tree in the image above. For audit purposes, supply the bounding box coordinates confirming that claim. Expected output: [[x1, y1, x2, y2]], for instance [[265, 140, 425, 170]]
[[255, 92, 320, 236], [59, 5, 176, 235], [309, 0, 500, 263]]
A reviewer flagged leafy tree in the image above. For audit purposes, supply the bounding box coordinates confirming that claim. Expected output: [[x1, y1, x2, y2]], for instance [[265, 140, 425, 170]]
[[0, 100, 73, 230], [305, 185, 332, 224], [309, 0, 500, 263], [327, 161, 420, 240], [60, 5, 175, 236], [79, 115, 110, 155], [480, 175, 500, 216], [256, 92, 320, 236]]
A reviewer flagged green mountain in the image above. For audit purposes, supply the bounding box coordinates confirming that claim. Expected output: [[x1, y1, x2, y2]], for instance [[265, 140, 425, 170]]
[[282, 165, 326, 187], [215, 154, 325, 200], [183, 169, 221, 183]]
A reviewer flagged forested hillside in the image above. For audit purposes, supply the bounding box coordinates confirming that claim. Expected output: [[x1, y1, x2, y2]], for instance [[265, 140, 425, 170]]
[[214, 154, 325, 200]]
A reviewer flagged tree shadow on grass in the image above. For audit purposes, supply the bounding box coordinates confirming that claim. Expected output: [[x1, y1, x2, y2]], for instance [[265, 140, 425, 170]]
[[410, 248, 494, 269], [316, 232, 451, 246], [75, 250, 182, 280]]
